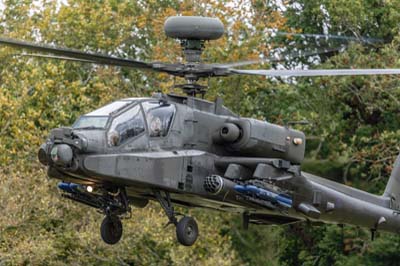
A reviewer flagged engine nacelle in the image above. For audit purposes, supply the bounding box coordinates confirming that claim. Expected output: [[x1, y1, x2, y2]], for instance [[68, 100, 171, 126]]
[[220, 123, 241, 142], [216, 119, 306, 164]]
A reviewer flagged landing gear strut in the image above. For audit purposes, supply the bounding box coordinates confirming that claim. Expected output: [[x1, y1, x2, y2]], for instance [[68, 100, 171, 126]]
[[99, 187, 130, 245], [155, 191, 199, 246], [58, 183, 132, 245]]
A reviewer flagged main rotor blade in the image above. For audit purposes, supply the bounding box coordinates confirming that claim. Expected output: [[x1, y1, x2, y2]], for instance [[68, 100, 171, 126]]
[[219, 47, 344, 68], [0, 36, 153, 69], [18, 53, 95, 63], [231, 68, 400, 77], [274, 32, 384, 44]]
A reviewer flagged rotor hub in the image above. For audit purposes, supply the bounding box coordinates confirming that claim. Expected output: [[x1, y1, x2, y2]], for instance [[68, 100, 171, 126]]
[[174, 82, 207, 97]]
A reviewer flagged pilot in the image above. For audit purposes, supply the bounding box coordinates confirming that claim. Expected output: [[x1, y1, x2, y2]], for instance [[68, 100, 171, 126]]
[[108, 130, 120, 146], [147, 112, 163, 137]]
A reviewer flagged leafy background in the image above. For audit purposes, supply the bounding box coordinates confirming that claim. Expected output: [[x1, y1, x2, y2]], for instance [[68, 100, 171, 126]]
[[0, 0, 400, 265]]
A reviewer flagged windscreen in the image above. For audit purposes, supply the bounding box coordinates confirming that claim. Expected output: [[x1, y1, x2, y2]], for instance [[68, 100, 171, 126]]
[[72, 100, 134, 129]]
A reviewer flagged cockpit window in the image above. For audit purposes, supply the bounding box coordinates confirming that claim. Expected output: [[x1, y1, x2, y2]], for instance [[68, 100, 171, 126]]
[[73, 116, 109, 129], [86, 100, 133, 116], [142, 101, 176, 137], [73, 100, 135, 130], [107, 105, 145, 146]]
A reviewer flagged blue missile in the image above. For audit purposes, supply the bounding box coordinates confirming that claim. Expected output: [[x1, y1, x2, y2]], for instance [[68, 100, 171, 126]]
[[69, 183, 84, 193], [57, 182, 84, 193], [58, 182, 73, 193], [234, 184, 292, 208]]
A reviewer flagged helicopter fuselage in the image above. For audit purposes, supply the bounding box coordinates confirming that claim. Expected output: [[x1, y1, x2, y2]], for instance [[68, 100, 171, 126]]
[[38, 93, 400, 239]]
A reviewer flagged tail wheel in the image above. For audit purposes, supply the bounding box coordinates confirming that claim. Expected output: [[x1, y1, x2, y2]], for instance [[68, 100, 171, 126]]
[[176, 216, 198, 246], [100, 215, 123, 245]]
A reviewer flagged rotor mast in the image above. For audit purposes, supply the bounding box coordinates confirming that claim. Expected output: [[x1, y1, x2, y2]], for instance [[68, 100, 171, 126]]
[[178, 39, 206, 97], [180, 39, 204, 63]]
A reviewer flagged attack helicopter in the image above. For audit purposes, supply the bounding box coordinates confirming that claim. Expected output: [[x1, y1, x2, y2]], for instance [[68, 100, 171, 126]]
[[1, 16, 400, 247]]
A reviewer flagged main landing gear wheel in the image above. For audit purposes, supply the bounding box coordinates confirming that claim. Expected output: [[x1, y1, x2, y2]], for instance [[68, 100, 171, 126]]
[[100, 215, 123, 245], [176, 216, 198, 246], [154, 191, 199, 246]]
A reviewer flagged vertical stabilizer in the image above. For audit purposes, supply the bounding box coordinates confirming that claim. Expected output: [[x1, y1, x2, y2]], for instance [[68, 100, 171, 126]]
[[383, 152, 400, 209]]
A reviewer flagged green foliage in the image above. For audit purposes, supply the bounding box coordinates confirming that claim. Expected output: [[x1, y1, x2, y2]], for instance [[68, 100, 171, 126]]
[[228, 217, 281, 266]]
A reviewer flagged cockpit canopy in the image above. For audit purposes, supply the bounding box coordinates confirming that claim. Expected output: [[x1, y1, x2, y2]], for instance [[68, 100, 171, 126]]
[[108, 104, 145, 146], [73, 100, 134, 130], [72, 99, 176, 147]]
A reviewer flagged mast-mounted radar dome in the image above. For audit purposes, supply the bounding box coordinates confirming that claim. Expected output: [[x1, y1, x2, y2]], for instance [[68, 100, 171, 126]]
[[163, 16, 225, 95], [164, 16, 224, 40]]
